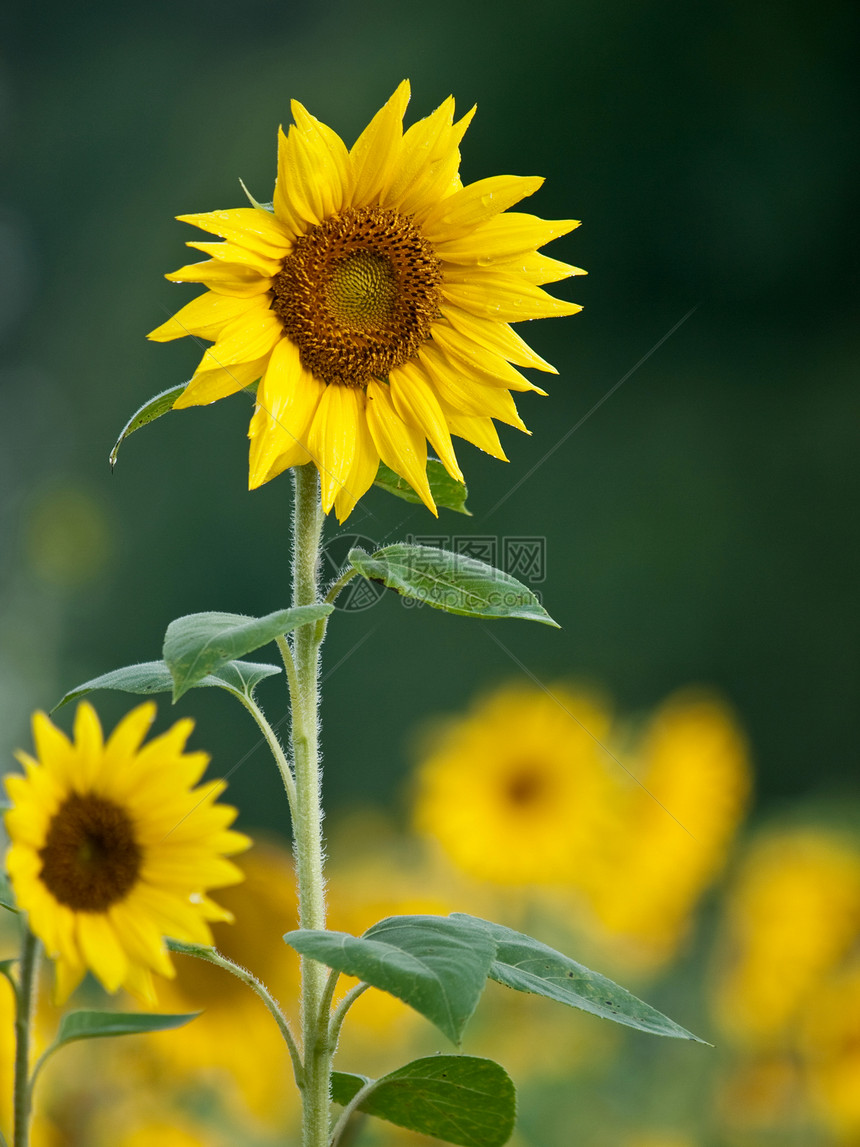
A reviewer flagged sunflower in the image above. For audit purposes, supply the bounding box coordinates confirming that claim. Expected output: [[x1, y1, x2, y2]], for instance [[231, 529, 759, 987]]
[[4, 702, 250, 1004], [148, 80, 583, 521], [412, 683, 616, 885]]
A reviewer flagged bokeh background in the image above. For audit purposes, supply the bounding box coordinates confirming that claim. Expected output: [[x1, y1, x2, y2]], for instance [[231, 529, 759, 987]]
[[1, 1, 859, 1144]]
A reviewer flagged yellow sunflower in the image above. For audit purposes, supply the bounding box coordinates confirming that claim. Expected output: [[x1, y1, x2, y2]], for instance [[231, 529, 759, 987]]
[[148, 80, 583, 521], [412, 683, 616, 885], [4, 702, 250, 1004]]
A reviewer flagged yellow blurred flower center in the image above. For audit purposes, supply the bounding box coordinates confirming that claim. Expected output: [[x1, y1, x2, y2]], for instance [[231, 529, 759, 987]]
[[271, 205, 442, 387], [39, 793, 142, 911]]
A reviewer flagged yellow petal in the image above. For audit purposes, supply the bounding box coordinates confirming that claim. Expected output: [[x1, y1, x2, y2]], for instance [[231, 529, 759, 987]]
[[72, 702, 105, 791], [399, 103, 476, 218], [165, 259, 272, 298], [441, 275, 582, 322], [109, 900, 174, 977], [176, 208, 291, 258], [438, 305, 558, 373], [192, 303, 283, 371], [104, 702, 157, 768], [388, 361, 463, 482], [435, 213, 580, 264], [76, 913, 129, 993], [248, 337, 324, 487], [147, 291, 257, 343], [432, 332, 546, 393], [497, 251, 587, 285], [418, 345, 528, 430], [53, 957, 86, 1006], [290, 100, 350, 215], [421, 175, 545, 242], [332, 389, 379, 523], [366, 380, 436, 515], [186, 240, 283, 276], [307, 383, 360, 513], [446, 413, 509, 461], [174, 357, 267, 408], [348, 80, 411, 206], [31, 711, 72, 772]]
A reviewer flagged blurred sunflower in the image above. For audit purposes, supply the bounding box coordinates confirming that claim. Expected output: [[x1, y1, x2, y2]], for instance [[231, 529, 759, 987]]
[[147, 840, 301, 1128], [412, 684, 616, 885], [584, 693, 751, 966], [4, 702, 249, 1003], [710, 827, 860, 1048], [148, 80, 583, 521]]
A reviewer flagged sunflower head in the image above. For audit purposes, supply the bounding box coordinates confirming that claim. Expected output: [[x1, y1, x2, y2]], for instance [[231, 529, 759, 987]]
[[148, 80, 584, 522], [4, 702, 250, 1004]]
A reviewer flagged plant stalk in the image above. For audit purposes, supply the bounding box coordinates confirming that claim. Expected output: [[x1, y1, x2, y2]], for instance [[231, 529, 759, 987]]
[[289, 463, 330, 1147], [13, 929, 40, 1147]]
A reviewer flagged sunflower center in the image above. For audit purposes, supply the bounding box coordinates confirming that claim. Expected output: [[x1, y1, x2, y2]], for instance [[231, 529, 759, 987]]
[[505, 766, 548, 808], [39, 792, 142, 911], [271, 205, 442, 388]]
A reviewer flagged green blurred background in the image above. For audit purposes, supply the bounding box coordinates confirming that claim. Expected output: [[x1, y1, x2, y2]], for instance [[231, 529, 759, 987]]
[[1, 0, 857, 833]]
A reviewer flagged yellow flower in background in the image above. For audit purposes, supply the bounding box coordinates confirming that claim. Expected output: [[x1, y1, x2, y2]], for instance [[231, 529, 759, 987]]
[[710, 828, 860, 1049], [801, 960, 860, 1140], [413, 684, 616, 885], [148, 841, 301, 1128], [585, 693, 752, 966], [148, 80, 583, 521], [4, 702, 249, 1004]]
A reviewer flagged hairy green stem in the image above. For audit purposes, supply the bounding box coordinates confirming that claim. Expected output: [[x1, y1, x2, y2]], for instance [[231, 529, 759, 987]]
[[13, 929, 39, 1147], [288, 463, 330, 1147]]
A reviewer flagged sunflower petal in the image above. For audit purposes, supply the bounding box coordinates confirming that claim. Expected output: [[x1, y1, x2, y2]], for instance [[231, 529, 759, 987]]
[[366, 380, 436, 514], [421, 174, 545, 241], [333, 390, 379, 523], [438, 305, 558, 373], [147, 291, 259, 343], [435, 213, 580, 264], [442, 275, 582, 322], [174, 357, 267, 408], [348, 80, 411, 206], [176, 208, 290, 257], [248, 337, 324, 486], [388, 361, 464, 482], [307, 382, 360, 513], [191, 303, 283, 371], [165, 260, 272, 298]]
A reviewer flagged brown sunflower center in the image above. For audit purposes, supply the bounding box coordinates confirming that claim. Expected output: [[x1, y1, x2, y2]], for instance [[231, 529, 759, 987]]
[[39, 792, 142, 911], [271, 205, 442, 388], [505, 765, 549, 808]]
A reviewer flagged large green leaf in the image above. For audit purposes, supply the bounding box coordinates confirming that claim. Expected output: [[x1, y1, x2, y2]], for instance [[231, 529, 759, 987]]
[[284, 915, 496, 1044], [53, 658, 281, 712], [348, 545, 558, 626], [332, 1056, 516, 1147], [454, 915, 706, 1043], [374, 460, 472, 516], [109, 384, 187, 469], [163, 605, 331, 700], [54, 1010, 197, 1047]]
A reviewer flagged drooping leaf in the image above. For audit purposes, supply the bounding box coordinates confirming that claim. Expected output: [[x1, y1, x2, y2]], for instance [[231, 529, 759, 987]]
[[54, 1010, 198, 1048], [332, 1056, 516, 1147], [348, 545, 557, 626], [109, 384, 187, 469], [453, 915, 707, 1043], [0, 874, 17, 913], [52, 658, 281, 712], [284, 915, 496, 1044], [163, 605, 331, 700], [374, 460, 471, 516]]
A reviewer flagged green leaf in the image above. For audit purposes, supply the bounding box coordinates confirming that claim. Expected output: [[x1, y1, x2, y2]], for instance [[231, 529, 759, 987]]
[[332, 1056, 516, 1147], [0, 874, 17, 913], [0, 958, 17, 983], [454, 915, 707, 1043], [284, 915, 496, 1044], [163, 605, 332, 700], [52, 658, 281, 712], [109, 384, 187, 469], [54, 1010, 198, 1048], [374, 460, 471, 516], [348, 545, 558, 626]]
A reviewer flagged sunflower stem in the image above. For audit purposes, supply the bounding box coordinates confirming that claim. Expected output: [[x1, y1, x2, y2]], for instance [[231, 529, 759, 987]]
[[288, 463, 331, 1147], [13, 928, 39, 1147]]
